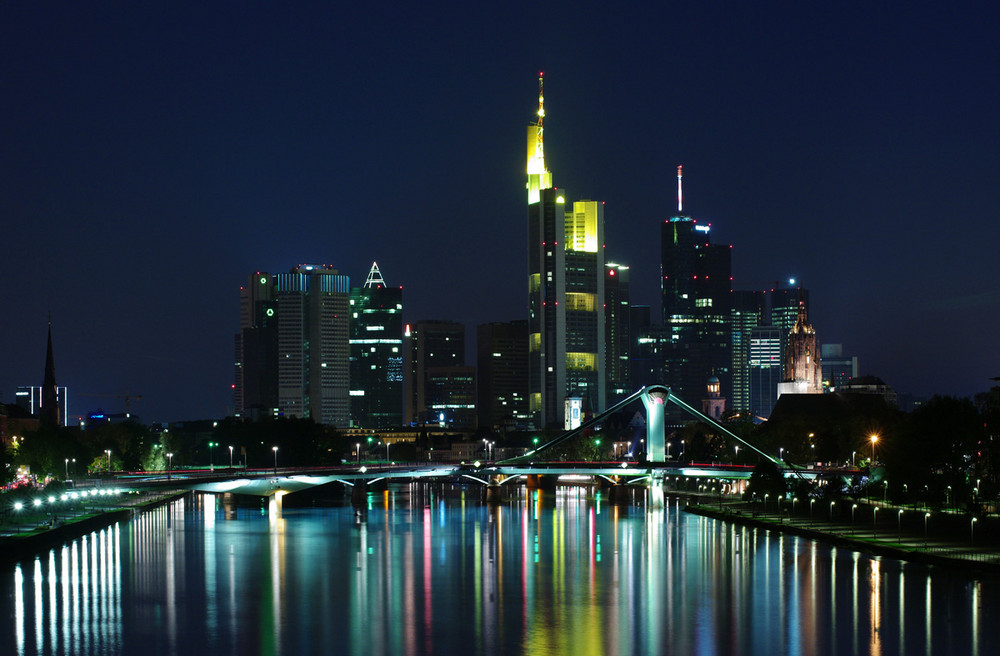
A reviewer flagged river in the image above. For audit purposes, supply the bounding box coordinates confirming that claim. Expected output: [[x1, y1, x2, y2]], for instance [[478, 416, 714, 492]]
[[1, 485, 995, 655]]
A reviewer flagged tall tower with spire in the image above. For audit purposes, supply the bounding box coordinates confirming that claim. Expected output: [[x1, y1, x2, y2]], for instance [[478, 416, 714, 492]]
[[41, 321, 61, 426], [526, 74, 605, 428], [349, 262, 404, 428]]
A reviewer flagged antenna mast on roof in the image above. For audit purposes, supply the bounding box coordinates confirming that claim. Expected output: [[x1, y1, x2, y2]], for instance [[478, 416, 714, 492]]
[[364, 262, 386, 288], [677, 165, 683, 213]]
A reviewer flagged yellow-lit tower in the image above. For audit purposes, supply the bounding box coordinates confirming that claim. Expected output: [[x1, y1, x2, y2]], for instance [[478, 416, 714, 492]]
[[526, 73, 605, 428]]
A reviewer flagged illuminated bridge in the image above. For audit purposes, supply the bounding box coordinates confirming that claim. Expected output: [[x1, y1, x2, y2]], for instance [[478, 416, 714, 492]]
[[119, 386, 845, 505]]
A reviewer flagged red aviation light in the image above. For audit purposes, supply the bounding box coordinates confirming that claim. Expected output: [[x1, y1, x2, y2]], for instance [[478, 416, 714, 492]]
[[609, 270, 615, 276]]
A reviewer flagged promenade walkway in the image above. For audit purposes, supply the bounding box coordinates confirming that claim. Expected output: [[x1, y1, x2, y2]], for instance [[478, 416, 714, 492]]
[[683, 493, 1000, 574]]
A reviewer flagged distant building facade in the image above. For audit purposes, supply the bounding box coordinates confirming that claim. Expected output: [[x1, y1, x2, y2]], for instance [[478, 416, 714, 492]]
[[235, 264, 350, 425], [477, 320, 529, 430], [748, 325, 783, 418], [605, 263, 631, 405], [821, 343, 858, 391], [405, 321, 468, 425]]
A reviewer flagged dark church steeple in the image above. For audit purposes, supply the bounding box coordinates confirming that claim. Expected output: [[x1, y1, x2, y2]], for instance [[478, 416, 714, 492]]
[[42, 320, 60, 426]]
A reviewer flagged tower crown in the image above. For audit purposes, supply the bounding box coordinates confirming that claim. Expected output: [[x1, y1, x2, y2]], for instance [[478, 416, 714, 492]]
[[526, 72, 553, 203], [364, 261, 386, 289]]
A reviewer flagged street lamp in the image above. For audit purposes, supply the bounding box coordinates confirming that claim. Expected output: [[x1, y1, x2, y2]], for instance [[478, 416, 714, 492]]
[[228, 445, 234, 468], [65, 458, 70, 479], [385, 441, 390, 462], [356, 443, 361, 464], [734, 445, 740, 462], [873, 507, 879, 539], [852, 451, 856, 468], [971, 517, 978, 546], [869, 434, 878, 464], [272, 446, 278, 474], [830, 501, 836, 522], [106, 449, 112, 471], [924, 512, 931, 548], [209, 441, 217, 469], [167, 453, 173, 480], [898, 509, 904, 542], [680, 439, 685, 458], [779, 447, 784, 462], [852, 503, 858, 535]]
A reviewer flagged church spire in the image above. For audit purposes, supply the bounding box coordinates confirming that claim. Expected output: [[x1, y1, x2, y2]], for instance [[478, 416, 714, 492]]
[[42, 319, 60, 426]]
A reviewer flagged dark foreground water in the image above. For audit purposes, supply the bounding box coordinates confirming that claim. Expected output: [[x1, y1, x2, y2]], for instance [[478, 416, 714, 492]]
[[2, 486, 995, 656]]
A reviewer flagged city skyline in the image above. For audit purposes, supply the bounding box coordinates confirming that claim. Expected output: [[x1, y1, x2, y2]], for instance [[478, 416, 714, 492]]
[[3, 3, 998, 422]]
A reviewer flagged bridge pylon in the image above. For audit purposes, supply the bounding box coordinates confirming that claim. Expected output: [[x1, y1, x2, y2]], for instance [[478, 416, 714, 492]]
[[641, 386, 670, 463]]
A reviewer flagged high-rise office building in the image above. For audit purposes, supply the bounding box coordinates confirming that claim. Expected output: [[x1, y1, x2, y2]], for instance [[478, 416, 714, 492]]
[[235, 264, 350, 425], [605, 263, 631, 405], [526, 73, 605, 427], [748, 325, 783, 418], [730, 290, 766, 414], [477, 320, 529, 430], [659, 166, 732, 408], [349, 262, 403, 429], [405, 321, 466, 425]]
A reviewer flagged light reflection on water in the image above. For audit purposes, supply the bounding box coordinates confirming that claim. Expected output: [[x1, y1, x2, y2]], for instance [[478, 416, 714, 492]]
[[1, 487, 995, 656]]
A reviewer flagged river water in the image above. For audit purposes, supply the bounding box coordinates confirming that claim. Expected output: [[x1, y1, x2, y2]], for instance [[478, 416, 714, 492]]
[[1, 485, 995, 655]]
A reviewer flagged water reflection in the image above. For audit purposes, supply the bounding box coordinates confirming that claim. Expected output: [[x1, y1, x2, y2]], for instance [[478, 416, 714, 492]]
[[1, 487, 995, 656]]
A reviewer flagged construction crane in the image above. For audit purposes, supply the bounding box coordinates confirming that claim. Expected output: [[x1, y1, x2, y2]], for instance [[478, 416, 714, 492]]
[[78, 390, 143, 418]]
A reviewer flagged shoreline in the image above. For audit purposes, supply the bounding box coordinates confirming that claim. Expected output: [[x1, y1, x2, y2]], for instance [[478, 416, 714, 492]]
[[0, 490, 187, 566]]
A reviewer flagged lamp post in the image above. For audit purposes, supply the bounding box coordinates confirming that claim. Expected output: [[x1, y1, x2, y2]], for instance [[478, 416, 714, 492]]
[[779, 447, 784, 462], [167, 453, 173, 480], [869, 434, 878, 465], [884, 480, 889, 504], [852, 451, 856, 468], [272, 446, 278, 474], [65, 458, 70, 479], [228, 445, 234, 468], [385, 441, 390, 463], [830, 501, 836, 522], [924, 512, 930, 548], [208, 441, 217, 469], [971, 517, 978, 547], [734, 445, 740, 462], [873, 507, 879, 539], [356, 443, 360, 464], [106, 449, 112, 471], [852, 503, 858, 535], [666, 442, 671, 459], [680, 440, 685, 459], [898, 509, 904, 542]]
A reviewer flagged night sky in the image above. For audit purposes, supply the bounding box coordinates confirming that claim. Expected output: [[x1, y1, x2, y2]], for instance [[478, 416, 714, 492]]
[[3, 3, 998, 423]]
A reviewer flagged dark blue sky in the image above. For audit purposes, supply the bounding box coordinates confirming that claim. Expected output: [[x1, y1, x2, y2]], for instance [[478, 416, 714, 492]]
[[3, 2, 998, 422]]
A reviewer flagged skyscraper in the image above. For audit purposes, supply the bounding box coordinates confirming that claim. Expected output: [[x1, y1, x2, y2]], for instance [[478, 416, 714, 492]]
[[730, 290, 767, 414], [526, 73, 605, 428], [477, 320, 529, 430], [235, 264, 350, 425], [405, 321, 466, 425], [349, 262, 403, 428], [605, 263, 631, 405], [659, 166, 732, 407], [748, 325, 783, 418]]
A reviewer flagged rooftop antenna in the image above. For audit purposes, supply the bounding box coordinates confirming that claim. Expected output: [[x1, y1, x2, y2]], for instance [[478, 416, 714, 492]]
[[534, 72, 545, 164], [677, 165, 683, 213]]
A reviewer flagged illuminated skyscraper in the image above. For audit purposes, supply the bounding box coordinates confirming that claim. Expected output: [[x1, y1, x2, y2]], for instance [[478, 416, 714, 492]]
[[526, 74, 605, 427], [730, 290, 767, 413], [235, 265, 350, 425], [349, 262, 403, 428], [659, 167, 732, 407]]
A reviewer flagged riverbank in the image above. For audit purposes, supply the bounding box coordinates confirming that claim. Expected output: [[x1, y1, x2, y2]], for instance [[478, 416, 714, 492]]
[[682, 495, 1000, 577], [0, 490, 187, 565]]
